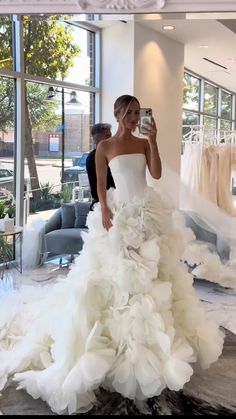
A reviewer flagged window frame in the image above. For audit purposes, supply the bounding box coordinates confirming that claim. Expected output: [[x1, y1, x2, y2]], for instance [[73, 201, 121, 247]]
[[0, 14, 101, 226], [183, 69, 236, 132]]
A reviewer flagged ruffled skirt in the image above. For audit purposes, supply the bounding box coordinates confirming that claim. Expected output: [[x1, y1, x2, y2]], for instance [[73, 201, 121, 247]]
[[0, 187, 224, 414]]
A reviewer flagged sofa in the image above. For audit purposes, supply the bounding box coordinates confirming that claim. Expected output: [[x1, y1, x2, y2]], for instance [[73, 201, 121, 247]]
[[44, 201, 91, 259], [43, 202, 230, 264]]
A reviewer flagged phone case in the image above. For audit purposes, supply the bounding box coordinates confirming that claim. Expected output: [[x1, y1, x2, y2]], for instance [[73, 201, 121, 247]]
[[140, 108, 152, 132]]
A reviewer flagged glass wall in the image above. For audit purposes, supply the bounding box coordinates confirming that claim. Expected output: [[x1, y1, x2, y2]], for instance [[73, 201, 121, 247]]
[[23, 17, 95, 87], [183, 73, 200, 112], [204, 82, 218, 118], [0, 77, 15, 196], [183, 71, 235, 135], [0, 15, 99, 222]]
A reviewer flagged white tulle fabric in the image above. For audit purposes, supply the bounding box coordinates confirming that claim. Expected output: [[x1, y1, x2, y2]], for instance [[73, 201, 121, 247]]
[[0, 154, 224, 414]]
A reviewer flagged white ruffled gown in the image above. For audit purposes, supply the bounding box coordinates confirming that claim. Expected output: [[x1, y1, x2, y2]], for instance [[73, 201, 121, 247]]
[[0, 153, 224, 414]]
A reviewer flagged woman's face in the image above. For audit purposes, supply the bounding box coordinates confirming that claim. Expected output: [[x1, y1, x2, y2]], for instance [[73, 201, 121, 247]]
[[118, 99, 140, 130]]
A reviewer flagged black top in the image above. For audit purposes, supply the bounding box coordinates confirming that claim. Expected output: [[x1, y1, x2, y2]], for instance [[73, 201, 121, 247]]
[[86, 149, 115, 202]]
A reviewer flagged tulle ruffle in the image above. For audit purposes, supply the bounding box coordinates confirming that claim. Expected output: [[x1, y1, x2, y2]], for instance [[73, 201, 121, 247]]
[[0, 186, 224, 414]]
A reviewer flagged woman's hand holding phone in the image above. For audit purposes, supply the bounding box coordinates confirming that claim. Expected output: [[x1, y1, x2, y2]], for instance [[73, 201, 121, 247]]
[[139, 108, 157, 144]]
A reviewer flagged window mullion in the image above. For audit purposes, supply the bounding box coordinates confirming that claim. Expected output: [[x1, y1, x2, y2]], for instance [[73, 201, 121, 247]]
[[13, 14, 25, 227]]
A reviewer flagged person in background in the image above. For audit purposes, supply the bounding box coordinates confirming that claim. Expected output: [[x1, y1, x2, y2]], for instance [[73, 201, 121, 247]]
[[86, 123, 115, 209]]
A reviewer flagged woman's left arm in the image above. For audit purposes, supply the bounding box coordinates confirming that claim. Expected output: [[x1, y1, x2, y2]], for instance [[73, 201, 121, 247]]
[[143, 117, 162, 179]]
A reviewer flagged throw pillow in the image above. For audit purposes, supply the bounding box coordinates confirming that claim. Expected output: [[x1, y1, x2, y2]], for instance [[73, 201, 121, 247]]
[[74, 201, 90, 228], [61, 203, 75, 229]]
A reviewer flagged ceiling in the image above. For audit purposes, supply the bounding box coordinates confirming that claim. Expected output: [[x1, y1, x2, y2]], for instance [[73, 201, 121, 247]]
[[139, 15, 236, 93], [90, 13, 236, 93]]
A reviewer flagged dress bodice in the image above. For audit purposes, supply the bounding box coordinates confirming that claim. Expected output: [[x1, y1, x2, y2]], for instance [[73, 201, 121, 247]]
[[108, 153, 147, 204]]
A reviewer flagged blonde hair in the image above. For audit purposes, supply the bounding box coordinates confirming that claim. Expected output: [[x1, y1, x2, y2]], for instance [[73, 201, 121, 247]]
[[114, 95, 140, 120]]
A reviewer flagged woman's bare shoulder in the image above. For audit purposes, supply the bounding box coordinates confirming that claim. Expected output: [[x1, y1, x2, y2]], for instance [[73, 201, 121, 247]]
[[98, 137, 116, 150], [96, 138, 116, 159]]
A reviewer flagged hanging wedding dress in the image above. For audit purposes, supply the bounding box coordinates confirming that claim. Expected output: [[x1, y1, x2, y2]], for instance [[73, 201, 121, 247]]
[[0, 153, 225, 414], [181, 142, 236, 216], [217, 143, 236, 216]]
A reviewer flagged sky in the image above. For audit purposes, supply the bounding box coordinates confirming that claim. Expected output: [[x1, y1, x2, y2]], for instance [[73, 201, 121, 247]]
[[64, 24, 91, 113]]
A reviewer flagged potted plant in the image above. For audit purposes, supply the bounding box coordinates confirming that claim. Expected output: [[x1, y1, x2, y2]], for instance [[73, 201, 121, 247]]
[[0, 190, 15, 264], [0, 189, 15, 232]]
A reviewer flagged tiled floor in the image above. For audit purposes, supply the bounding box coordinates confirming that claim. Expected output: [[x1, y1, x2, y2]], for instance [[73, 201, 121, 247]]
[[0, 264, 236, 415]]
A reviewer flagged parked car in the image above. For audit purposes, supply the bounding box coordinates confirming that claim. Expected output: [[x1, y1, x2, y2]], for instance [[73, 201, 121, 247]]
[[0, 168, 15, 194], [0, 167, 30, 197], [64, 152, 89, 184]]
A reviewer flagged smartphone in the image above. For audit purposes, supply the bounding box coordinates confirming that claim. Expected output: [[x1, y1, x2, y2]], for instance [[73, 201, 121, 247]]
[[139, 108, 152, 134]]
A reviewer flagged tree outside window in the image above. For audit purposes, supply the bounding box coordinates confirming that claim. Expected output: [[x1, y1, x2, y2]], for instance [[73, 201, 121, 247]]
[[183, 73, 200, 112], [221, 90, 232, 120], [204, 82, 218, 116], [0, 15, 81, 202], [0, 16, 12, 71]]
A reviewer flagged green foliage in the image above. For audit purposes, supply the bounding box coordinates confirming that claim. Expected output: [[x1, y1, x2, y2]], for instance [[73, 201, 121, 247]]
[[59, 183, 73, 203], [5, 202, 15, 218], [0, 78, 14, 133], [23, 16, 80, 79], [0, 79, 61, 133], [0, 16, 13, 70], [183, 73, 200, 112], [0, 15, 81, 132], [0, 200, 6, 219], [204, 83, 217, 116], [27, 83, 61, 131], [0, 239, 13, 263], [0, 199, 15, 219], [40, 181, 54, 201]]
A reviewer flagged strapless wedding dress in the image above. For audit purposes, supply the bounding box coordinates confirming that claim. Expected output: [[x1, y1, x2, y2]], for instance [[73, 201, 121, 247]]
[[0, 154, 224, 414]]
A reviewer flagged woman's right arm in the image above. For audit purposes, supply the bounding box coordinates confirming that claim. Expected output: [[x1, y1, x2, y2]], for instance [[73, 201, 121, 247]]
[[95, 142, 113, 231]]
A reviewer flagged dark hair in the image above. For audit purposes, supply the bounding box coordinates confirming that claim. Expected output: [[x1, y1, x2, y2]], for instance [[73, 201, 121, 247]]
[[91, 123, 111, 137], [114, 95, 140, 118]]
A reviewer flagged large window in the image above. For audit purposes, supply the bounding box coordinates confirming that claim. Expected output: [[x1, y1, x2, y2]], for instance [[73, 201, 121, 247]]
[[204, 82, 218, 116], [0, 15, 99, 223], [203, 115, 217, 135], [183, 111, 199, 126], [183, 73, 200, 112], [183, 71, 236, 134], [23, 17, 95, 87], [0, 77, 15, 195], [182, 111, 199, 138], [220, 119, 231, 131]]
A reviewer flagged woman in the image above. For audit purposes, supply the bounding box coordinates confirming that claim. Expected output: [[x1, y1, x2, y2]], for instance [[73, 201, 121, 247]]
[[0, 95, 224, 415], [96, 95, 162, 231]]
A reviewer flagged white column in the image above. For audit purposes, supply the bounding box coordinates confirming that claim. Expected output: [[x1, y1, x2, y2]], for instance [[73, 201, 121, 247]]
[[133, 22, 184, 174], [101, 20, 184, 174], [101, 21, 135, 131]]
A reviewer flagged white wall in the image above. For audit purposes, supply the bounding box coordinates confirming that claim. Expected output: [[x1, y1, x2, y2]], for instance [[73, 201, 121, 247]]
[[101, 21, 184, 174], [133, 23, 184, 173], [101, 21, 135, 133]]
